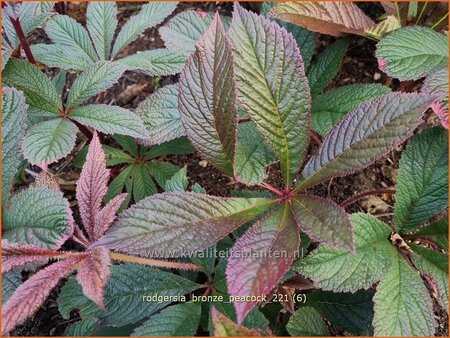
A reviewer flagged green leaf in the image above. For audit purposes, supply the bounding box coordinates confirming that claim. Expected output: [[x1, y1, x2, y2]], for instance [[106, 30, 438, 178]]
[[112, 2, 177, 57], [105, 166, 133, 206], [291, 195, 353, 251], [286, 307, 330, 336], [67, 61, 125, 108], [2, 88, 27, 205], [65, 318, 98, 336], [165, 166, 188, 192], [297, 93, 434, 190], [131, 164, 157, 202], [96, 193, 275, 257], [307, 290, 375, 335], [179, 14, 236, 176], [295, 213, 393, 292], [268, 2, 375, 37], [312, 83, 391, 136], [147, 161, 182, 188], [234, 122, 276, 186], [2, 271, 22, 305], [394, 127, 448, 233], [144, 137, 193, 159], [229, 4, 311, 186], [307, 38, 350, 96], [409, 216, 448, 251], [22, 118, 78, 167], [45, 14, 98, 61], [3, 187, 72, 249], [2, 48, 12, 70], [191, 183, 206, 194], [74, 144, 134, 168], [376, 26, 448, 80], [261, 2, 316, 69], [373, 251, 435, 335], [3, 59, 62, 114], [117, 49, 186, 76], [136, 84, 185, 145], [410, 243, 448, 311], [86, 1, 118, 60], [52, 70, 67, 97], [69, 104, 148, 138], [132, 302, 201, 336], [112, 134, 138, 156], [58, 264, 200, 326], [31, 44, 94, 71]]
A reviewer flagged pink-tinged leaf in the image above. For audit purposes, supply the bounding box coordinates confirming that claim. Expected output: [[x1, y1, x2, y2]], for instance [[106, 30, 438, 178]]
[[296, 93, 435, 191], [76, 131, 110, 240], [76, 247, 111, 309], [431, 101, 449, 129], [226, 202, 299, 324], [179, 12, 236, 176], [95, 192, 275, 257], [229, 4, 311, 186], [2, 240, 62, 273], [421, 67, 448, 129], [377, 58, 387, 73], [269, 1, 374, 37], [93, 193, 128, 241], [211, 307, 268, 336], [291, 195, 354, 251], [1, 256, 86, 335]]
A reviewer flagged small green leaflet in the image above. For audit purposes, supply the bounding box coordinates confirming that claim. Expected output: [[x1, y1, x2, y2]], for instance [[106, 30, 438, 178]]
[[132, 302, 201, 336], [229, 3, 310, 186], [373, 251, 435, 336], [3, 187, 73, 249], [394, 127, 448, 233], [164, 166, 188, 192], [117, 49, 186, 76], [312, 83, 390, 136], [31, 44, 94, 71], [86, 2, 118, 60], [295, 213, 393, 292], [286, 307, 330, 336], [376, 26, 448, 80]]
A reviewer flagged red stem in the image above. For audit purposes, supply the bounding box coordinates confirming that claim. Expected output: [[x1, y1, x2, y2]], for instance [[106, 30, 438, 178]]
[[260, 182, 284, 197], [309, 130, 322, 146], [70, 119, 93, 140], [340, 188, 396, 208], [4, 5, 36, 65]]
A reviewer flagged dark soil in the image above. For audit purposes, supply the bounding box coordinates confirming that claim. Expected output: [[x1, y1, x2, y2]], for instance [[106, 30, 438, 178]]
[[10, 1, 448, 336]]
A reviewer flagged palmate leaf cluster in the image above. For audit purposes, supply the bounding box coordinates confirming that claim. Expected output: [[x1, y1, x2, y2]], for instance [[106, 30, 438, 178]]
[[1, 1, 448, 337]]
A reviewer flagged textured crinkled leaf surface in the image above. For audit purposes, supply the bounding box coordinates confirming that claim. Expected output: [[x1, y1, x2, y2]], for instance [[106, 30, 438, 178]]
[[164, 166, 188, 192], [410, 243, 448, 311], [2, 88, 27, 204], [58, 264, 200, 326], [286, 307, 330, 336], [364, 15, 400, 40], [2, 271, 22, 305], [1, 256, 85, 335], [376, 26, 448, 80], [3, 59, 62, 114], [137, 85, 185, 145], [422, 67, 448, 128], [291, 195, 353, 250], [160, 11, 229, 56], [112, 2, 177, 57], [67, 61, 125, 108], [307, 38, 350, 96], [269, 1, 374, 37], [307, 290, 375, 335], [229, 4, 311, 186], [234, 122, 276, 186], [211, 308, 264, 336], [46, 14, 98, 62], [373, 251, 435, 336], [117, 49, 186, 76], [295, 213, 392, 292], [65, 318, 98, 336], [394, 127, 448, 233], [3, 187, 73, 249], [312, 84, 390, 136], [86, 1, 118, 60], [179, 14, 236, 175], [226, 202, 299, 323], [70, 104, 148, 138], [97, 193, 274, 257], [298, 93, 434, 190], [22, 118, 78, 167], [132, 302, 201, 336], [31, 44, 94, 71], [261, 2, 316, 69]]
